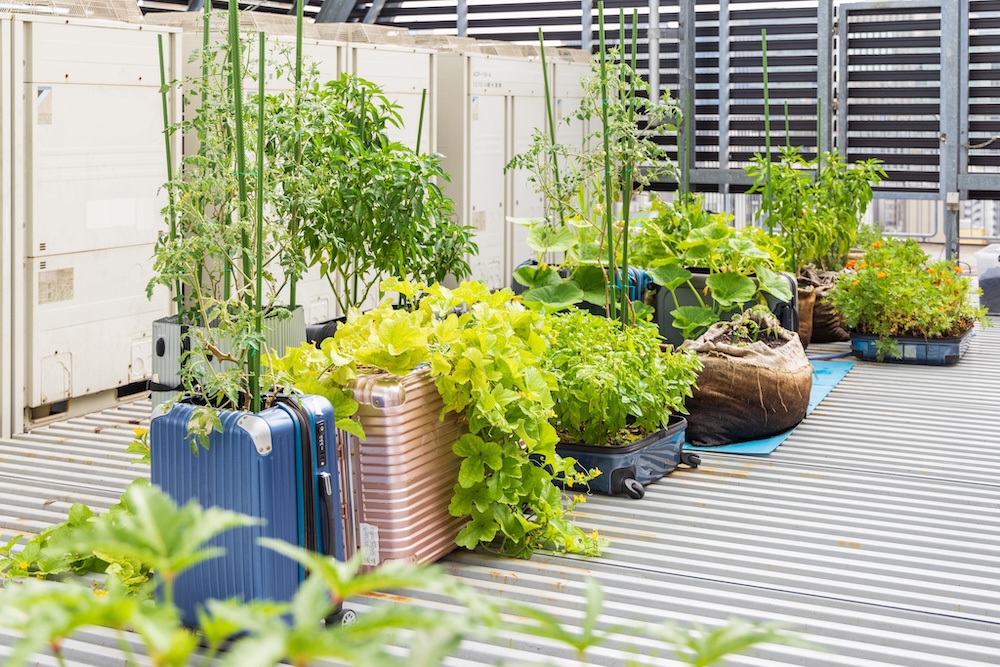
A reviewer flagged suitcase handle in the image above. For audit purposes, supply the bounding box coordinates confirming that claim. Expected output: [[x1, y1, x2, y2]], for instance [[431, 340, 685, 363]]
[[318, 472, 337, 557]]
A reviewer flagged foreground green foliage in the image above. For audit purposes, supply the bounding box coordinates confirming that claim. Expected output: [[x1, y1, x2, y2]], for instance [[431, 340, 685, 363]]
[[543, 309, 701, 445], [0, 484, 803, 667], [827, 238, 990, 359]]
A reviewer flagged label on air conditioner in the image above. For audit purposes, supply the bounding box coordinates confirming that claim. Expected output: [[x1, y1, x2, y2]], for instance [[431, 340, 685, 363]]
[[360, 522, 380, 566], [36, 86, 52, 125], [38, 268, 74, 304]]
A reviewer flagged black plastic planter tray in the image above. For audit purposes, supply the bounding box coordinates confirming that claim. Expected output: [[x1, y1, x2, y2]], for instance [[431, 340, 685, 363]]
[[849, 326, 975, 366], [556, 415, 696, 499]]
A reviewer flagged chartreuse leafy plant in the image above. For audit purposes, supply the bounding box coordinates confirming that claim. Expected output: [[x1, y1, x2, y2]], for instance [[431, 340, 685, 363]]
[[826, 238, 990, 359], [543, 309, 701, 446], [271, 279, 602, 558], [636, 195, 793, 340]]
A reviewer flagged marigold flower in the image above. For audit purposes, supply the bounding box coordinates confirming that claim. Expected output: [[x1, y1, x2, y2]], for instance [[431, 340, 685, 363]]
[[927, 267, 936, 274], [877, 271, 887, 279], [860, 262, 868, 269], [871, 240, 883, 248], [945, 278, 953, 285], [873, 263, 880, 268], [954, 265, 963, 273]]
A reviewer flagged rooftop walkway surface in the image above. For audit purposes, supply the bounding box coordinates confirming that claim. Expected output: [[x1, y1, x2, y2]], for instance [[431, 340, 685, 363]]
[[1, 320, 999, 665]]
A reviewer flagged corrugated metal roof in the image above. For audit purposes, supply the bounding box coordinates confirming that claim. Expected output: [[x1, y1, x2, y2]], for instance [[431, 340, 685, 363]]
[[1, 320, 999, 665]]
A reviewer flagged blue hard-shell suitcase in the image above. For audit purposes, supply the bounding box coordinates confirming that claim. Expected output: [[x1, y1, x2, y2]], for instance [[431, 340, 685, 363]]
[[150, 394, 346, 626], [556, 415, 699, 500]]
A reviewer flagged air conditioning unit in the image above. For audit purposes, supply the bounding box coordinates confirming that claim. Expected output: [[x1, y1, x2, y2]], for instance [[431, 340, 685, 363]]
[[0, 13, 181, 436]]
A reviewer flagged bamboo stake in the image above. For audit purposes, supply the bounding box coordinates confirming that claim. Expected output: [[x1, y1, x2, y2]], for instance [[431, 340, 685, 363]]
[[290, 0, 304, 309], [816, 96, 822, 179], [619, 8, 638, 326], [251, 31, 266, 413], [598, 3, 617, 321], [416, 88, 427, 153], [784, 100, 790, 151], [762, 29, 772, 231], [538, 28, 566, 228], [156, 35, 182, 309]]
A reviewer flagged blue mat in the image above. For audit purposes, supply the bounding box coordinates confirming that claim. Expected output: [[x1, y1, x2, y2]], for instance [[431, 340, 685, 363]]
[[683, 360, 854, 455]]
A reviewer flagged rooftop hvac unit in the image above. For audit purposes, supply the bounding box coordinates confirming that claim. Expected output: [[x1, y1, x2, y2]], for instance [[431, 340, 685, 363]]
[[0, 13, 180, 437], [0, 0, 143, 23], [427, 41, 549, 290]]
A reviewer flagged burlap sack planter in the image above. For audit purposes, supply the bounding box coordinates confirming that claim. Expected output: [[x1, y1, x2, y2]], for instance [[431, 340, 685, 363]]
[[799, 267, 850, 343], [681, 311, 813, 447], [797, 285, 816, 349]]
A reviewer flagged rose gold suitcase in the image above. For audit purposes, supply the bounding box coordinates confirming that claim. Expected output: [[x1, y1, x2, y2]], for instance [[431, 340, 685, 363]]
[[339, 368, 465, 567]]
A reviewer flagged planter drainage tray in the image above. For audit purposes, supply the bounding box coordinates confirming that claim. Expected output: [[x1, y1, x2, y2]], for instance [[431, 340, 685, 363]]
[[556, 415, 697, 499], [684, 360, 853, 455], [849, 327, 974, 365]]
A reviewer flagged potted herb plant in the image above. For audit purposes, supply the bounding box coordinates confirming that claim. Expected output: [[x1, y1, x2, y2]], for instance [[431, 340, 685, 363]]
[[296, 74, 477, 322], [826, 238, 990, 364], [541, 309, 702, 499], [146, 5, 356, 624]]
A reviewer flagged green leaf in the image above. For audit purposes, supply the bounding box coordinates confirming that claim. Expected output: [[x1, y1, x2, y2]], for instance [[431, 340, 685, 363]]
[[671, 306, 719, 336], [571, 265, 610, 305], [455, 513, 499, 550], [526, 225, 576, 254], [705, 272, 757, 309], [522, 282, 583, 310], [754, 266, 793, 303], [513, 264, 562, 289], [648, 264, 693, 291]]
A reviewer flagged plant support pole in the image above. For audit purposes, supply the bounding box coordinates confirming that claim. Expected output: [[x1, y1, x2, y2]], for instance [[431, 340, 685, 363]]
[[156, 34, 182, 308], [762, 29, 772, 231], [598, 3, 617, 321], [290, 0, 305, 309], [251, 31, 266, 413], [416, 88, 427, 153], [619, 8, 638, 326], [816, 95, 822, 179], [538, 28, 566, 228]]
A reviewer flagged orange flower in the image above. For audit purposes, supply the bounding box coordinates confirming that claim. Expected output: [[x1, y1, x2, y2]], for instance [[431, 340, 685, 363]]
[[927, 267, 936, 274], [945, 278, 953, 285], [871, 240, 883, 248], [846, 260, 856, 269], [954, 265, 963, 273], [860, 262, 868, 269], [852, 280, 859, 287], [877, 271, 887, 279], [873, 263, 880, 268]]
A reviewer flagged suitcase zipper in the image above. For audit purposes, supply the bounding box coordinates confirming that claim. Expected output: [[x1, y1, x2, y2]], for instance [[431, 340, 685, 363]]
[[282, 400, 318, 554]]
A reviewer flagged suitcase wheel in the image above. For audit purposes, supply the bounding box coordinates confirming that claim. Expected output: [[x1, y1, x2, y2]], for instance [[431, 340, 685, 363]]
[[681, 451, 701, 468], [622, 478, 645, 500], [328, 609, 357, 626]]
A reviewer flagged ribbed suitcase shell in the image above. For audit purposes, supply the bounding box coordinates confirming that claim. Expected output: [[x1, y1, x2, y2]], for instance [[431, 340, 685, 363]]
[[150, 394, 343, 626], [343, 369, 465, 567]]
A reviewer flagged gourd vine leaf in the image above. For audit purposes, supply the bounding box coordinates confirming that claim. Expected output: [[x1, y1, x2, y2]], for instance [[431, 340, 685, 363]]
[[454, 434, 504, 488], [705, 273, 757, 309], [648, 264, 693, 291], [754, 265, 794, 303], [455, 511, 499, 550], [513, 264, 562, 289], [671, 306, 719, 339], [526, 225, 576, 254], [522, 282, 584, 310], [571, 265, 610, 305]]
